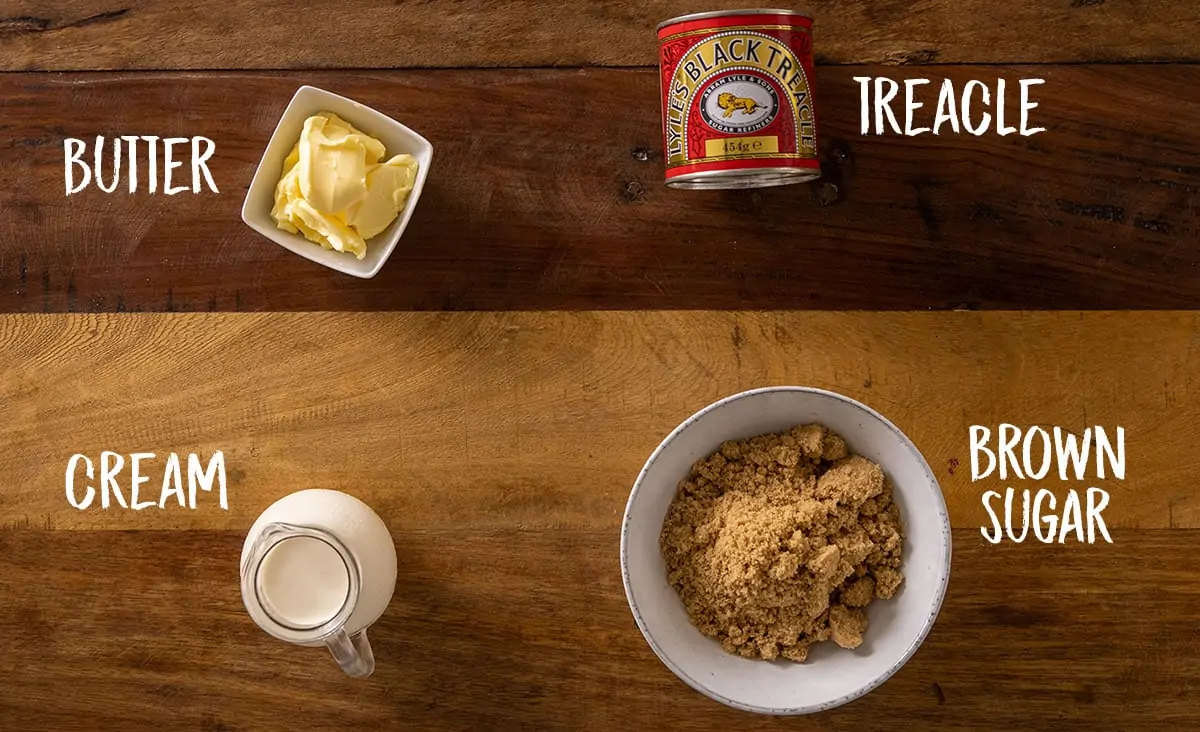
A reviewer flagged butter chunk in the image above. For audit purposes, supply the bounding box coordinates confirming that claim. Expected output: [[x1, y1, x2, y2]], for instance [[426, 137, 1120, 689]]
[[290, 199, 367, 259], [270, 111, 419, 260], [346, 154, 418, 239]]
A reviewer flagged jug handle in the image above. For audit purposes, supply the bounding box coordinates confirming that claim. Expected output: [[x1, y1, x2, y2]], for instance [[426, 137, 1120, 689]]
[[325, 627, 375, 678]]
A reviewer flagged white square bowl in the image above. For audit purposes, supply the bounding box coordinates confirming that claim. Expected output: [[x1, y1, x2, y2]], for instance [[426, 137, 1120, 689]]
[[241, 85, 433, 279]]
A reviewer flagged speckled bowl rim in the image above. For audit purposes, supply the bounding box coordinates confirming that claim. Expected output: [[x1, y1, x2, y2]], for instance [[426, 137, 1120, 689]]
[[619, 386, 953, 715]]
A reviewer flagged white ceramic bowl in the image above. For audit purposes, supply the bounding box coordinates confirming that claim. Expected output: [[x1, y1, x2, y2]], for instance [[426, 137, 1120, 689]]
[[621, 386, 951, 715], [241, 85, 433, 278]]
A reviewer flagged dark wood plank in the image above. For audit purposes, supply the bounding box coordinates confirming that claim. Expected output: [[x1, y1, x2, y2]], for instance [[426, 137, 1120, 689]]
[[0, 528, 1195, 730], [2, 1, 1198, 70], [3, 67, 1199, 312]]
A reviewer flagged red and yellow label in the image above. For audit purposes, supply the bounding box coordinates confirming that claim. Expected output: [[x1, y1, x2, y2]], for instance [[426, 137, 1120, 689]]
[[658, 13, 819, 179]]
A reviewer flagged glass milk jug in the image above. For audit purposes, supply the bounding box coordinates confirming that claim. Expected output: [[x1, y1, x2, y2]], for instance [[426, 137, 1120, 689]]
[[240, 489, 397, 677]]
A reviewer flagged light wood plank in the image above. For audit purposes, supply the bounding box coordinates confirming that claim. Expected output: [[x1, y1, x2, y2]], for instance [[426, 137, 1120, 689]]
[[0, 311, 1194, 531], [1, 1, 1198, 69]]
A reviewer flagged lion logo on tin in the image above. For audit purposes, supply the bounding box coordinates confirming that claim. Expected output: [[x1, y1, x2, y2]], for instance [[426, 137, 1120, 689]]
[[717, 92, 761, 117], [700, 75, 779, 135]]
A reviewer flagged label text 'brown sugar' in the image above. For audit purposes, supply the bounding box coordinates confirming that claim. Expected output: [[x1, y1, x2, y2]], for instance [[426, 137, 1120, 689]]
[[972, 425, 1119, 544]]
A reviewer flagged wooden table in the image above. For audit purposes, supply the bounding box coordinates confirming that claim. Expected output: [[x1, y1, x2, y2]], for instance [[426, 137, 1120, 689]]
[[2, 3, 1199, 730]]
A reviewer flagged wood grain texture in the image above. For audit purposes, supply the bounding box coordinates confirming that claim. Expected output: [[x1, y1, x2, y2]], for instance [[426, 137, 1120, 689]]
[[0, 311, 1194, 532], [0, 528, 1196, 731], [1, 1, 1198, 70], [3, 67, 1200, 313]]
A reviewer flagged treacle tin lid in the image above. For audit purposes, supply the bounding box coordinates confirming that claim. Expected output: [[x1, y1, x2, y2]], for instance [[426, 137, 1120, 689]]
[[657, 8, 814, 32]]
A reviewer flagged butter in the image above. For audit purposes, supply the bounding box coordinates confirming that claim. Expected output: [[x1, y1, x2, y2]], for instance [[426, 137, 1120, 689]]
[[271, 112, 418, 259]]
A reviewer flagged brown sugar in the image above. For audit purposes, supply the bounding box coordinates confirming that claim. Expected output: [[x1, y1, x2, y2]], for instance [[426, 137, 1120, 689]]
[[659, 424, 905, 662]]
